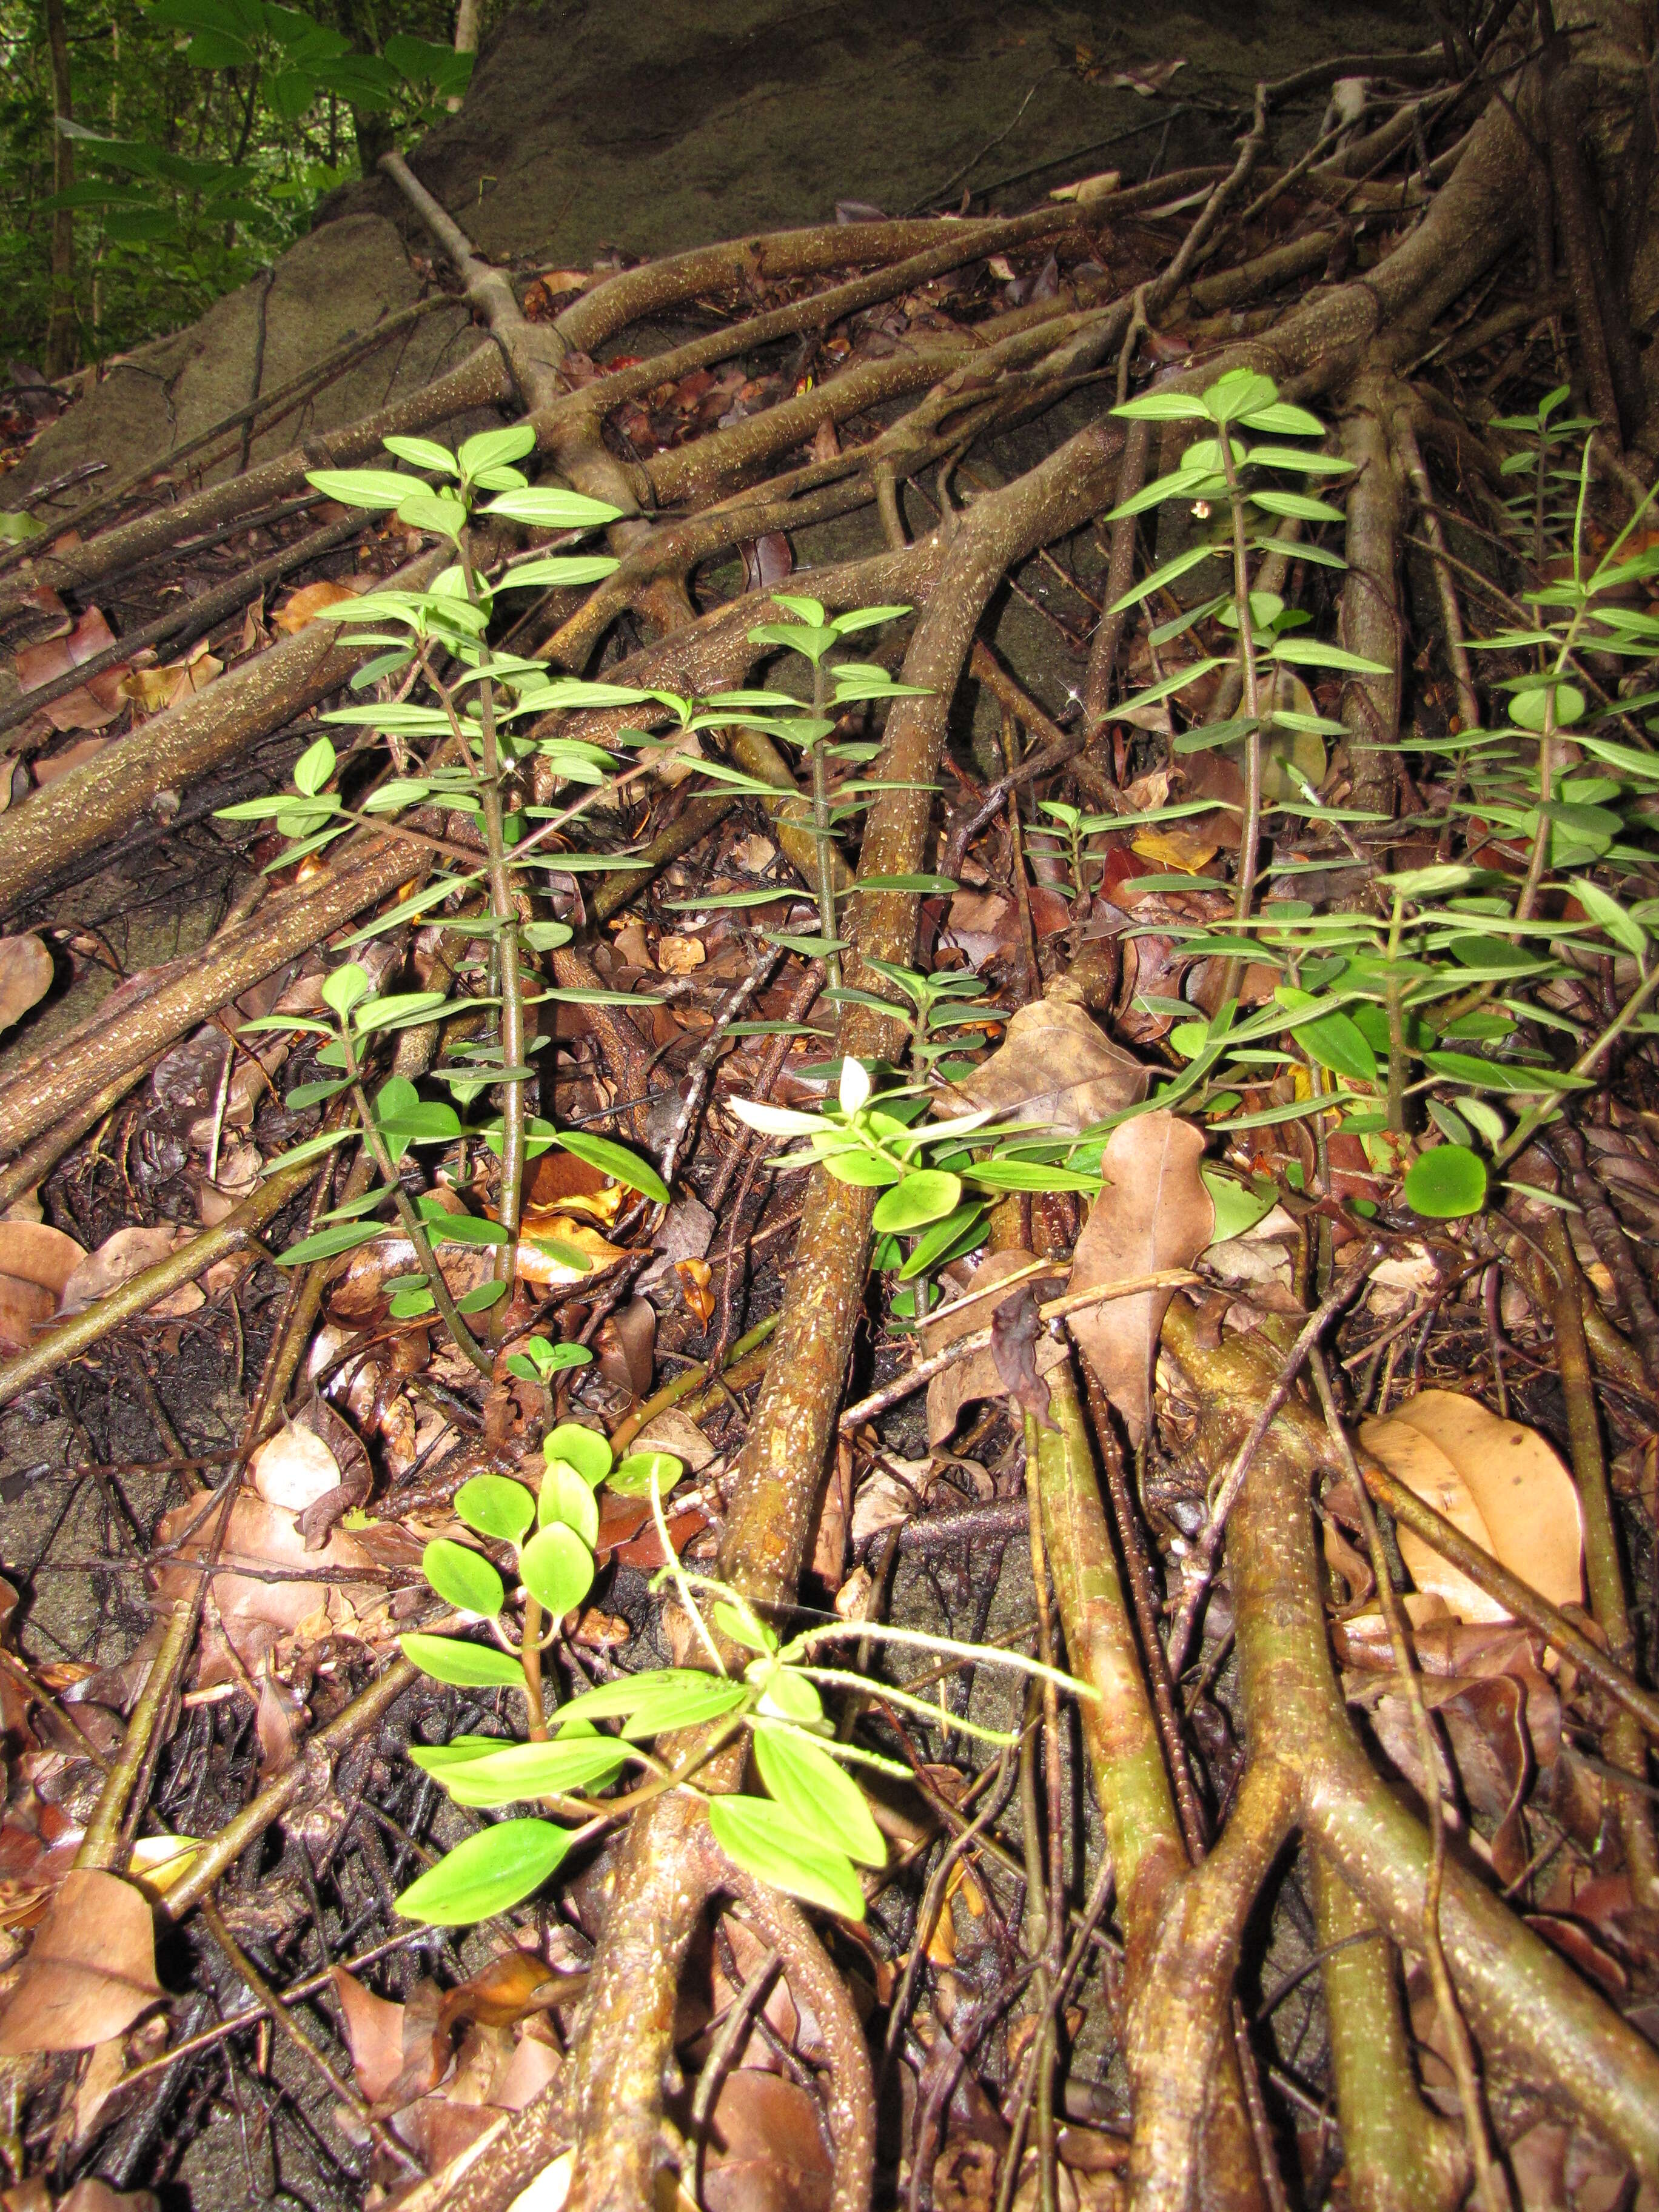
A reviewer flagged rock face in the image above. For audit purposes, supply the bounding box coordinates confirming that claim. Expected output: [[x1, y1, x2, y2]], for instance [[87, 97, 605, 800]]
[[12, 0, 1423, 515], [7, 214, 476, 512]]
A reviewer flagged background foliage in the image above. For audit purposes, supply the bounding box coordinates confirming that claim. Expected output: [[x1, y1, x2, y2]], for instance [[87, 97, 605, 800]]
[[1, 0, 480, 370]]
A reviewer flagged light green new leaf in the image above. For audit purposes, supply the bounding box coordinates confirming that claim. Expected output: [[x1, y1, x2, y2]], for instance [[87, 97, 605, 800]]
[[608, 1450, 685, 1500], [543, 1423, 612, 1486], [518, 1524, 594, 1618], [305, 468, 418, 509], [382, 435, 460, 476], [395, 1819, 570, 1925], [871, 1170, 962, 1233], [752, 1728, 885, 1866], [423, 1539, 504, 1618], [455, 1474, 536, 1546], [1111, 390, 1210, 421], [1572, 877, 1647, 959], [481, 487, 622, 529], [706, 1797, 865, 1920], [399, 1632, 526, 1689], [555, 1669, 748, 1735], [538, 1460, 600, 1549]]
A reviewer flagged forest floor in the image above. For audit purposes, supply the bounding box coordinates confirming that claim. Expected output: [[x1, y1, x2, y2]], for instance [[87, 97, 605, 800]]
[[1, 8, 1658, 2212]]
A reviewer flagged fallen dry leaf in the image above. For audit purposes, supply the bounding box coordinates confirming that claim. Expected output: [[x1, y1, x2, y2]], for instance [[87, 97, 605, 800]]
[[922, 1251, 1068, 1448], [702, 2070, 833, 2212], [0, 1218, 85, 1296], [1359, 1392, 1585, 1624], [116, 641, 221, 716], [332, 1965, 407, 2105], [0, 1870, 163, 2054], [32, 735, 111, 783], [655, 934, 707, 976], [0, 936, 53, 1034], [59, 1224, 201, 1318], [273, 580, 360, 634], [0, 1276, 55, 1355], [14, 609, 127, 732], [952, 996, 1145, 1136], [1068, 1113, 1213, 1446], [250, 1421, 343, 1513]]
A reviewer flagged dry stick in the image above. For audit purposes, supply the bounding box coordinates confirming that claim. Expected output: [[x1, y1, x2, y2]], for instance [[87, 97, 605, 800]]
[[1308, 1349, 1506, 2212], [1541, 1211, 1659, 1907], [0, 545, 449, 915], [717, 1858, 877, 2212], [836, 1272, 1198, 1432], [1164, 1252, 1377, 1680], [1390, 401, 1481, 731], [1549, 1125, 1659, 1395], [1032, 1358, 1275, 2212], [1, 344, 509, 613], [198, 1894, 423, 2175], [656, 943, 785, 1187]]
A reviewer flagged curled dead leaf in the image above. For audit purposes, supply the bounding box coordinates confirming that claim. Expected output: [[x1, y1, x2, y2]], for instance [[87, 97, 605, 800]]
[[0, 1870, 163, 2054], [58, 1225, 201, 1318], [0, 936, 53, 1035], [922, 1251, 1068, 1449], [250, 1421, 343, 1513], [1359, 1392, 1585, 1624]]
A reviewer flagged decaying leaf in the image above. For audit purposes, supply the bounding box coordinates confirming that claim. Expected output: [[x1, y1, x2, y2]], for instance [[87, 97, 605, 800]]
[[702, 2070, 834, 2212], [951, 995, 1146, 1136], [58, 1224, 202, 1318], [1359, 1392, 1585, 1623], [273, 580, 361, 634], [0, 936, 53, 1035], [0, 1871, 163, 2054], [250, 1421, 343, 1513], [989, 1285, 1055, 1430], [922, 1251, 1068, 1448], [1068, 1113, 1213, 1446]]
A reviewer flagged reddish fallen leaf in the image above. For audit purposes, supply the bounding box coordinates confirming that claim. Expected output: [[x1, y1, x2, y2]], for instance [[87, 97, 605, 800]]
[[250, 1421, 343, 1513], [58, 1225, 201, 1318], [331, 1965, 406, 2105], [922, 1249, 1068, 1449], [0, 1275, 56, 1355], [1068, 1112, 1213, 1446], [0, 1870, 163, 2054], [273, 580, 361, 634], [988, 1284, 1057, 1430], [0, 936, 53, 1035], [32, 736, 111, 783], [953, 996, 1146, 1136]]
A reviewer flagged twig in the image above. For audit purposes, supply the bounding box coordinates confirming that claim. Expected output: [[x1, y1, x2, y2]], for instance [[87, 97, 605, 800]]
[[836, 1269, 1199, 1432]]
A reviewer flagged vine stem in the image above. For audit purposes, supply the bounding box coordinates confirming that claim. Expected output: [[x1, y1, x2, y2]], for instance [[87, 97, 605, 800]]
[[1215, 428, 1265, 1010]]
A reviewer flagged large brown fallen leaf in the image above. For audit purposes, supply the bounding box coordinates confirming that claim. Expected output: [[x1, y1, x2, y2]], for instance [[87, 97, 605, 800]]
[[1359, 1392, 1585, 1624], [951, 995, 1146, 1136], [0, 936, 53, 1035], [13, 609, 129, 732], [702, 2070, 834, 2212], [922, 1250, 1069, 1449], [0, 1218, 88, 1353], [1067, 1111, 1213, 1446], [273, 580, 360, 635], [0, 1870, 163, 2054], [58, 1224, 203, 1318]]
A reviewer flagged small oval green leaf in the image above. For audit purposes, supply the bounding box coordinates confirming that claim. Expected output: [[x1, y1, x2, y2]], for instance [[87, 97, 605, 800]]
[[706, 1797, 866, 1920], [543, 1423, 612, 1486], [455, 1475, 536, 1546], [608, 1450, 685, 1500], [871, 1170, 963, 1235], [518, 1524, 594, 1618], [399, 1632, 525, 1689], [422, 1538, 504, 1618], [752, 1727, 885, 1868], [538, 1461, 600, 1549], [1403, 1144, 1488, 1219]]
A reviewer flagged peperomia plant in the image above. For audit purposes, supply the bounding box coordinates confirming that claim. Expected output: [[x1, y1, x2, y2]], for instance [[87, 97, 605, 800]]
[[393, 1424, 1081, 1925]]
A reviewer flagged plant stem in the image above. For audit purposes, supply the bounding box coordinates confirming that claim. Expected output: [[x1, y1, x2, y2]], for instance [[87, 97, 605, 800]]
[[1216, 434, 1265, 1008], [346, 1062, 493, 1376], [811, 657, 841, 988], [462, 528, 525, 1322]]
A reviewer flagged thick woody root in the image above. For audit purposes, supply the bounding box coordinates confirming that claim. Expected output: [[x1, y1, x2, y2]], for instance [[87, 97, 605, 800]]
[[1161, 1302, 1659, 2191]]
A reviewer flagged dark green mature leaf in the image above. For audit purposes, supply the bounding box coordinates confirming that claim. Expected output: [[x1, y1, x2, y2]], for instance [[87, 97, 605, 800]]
[[395, 1820, 571, 1925]]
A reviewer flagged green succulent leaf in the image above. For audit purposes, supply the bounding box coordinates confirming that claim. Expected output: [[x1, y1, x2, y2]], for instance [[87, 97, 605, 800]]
[[543, 1423, 612, 1486], [752, 1727, 885, 1867], [1403, 1144, 1489, 1219], [455, 1475, 537, 1546], [518, 1524, 595, 1619], [399, 1632, 526, 1689], [422, 1539, 505, 1619], [395, 1818, 571, 1925], [706, 1797, 865, 1920]]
